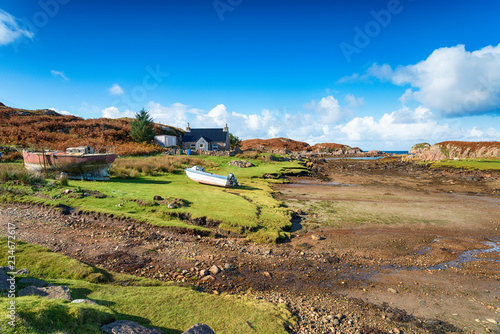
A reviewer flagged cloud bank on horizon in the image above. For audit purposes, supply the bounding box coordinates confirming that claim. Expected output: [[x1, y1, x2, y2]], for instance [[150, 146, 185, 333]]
[[101, 44, 500, 150]]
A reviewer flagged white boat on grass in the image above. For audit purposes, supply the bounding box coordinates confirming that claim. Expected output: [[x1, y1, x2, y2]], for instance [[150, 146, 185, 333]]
[[185, 166, 239, 188]]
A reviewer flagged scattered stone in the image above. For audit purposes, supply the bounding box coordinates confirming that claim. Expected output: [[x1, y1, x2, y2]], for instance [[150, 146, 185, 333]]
[[199, 269, 209, 277], [101, 320, 165, 334], [393, 328, 402, 334], [200, 275, 215, 282], [153, 195, 163, 201], [168, 204, 175, 209], [182, 323, 215, 334], [224, 263, 236, 270], [15, 268, 28, 275], [333, 318, 340, 326], [72, 299, 98, 305], [209, 265, 221, 275], [18, 278, 49, 287], [18, 285, 72, 300], [262, 271, 272, 278], [310, 234, 324, 241], [486, 319, 498, 324], [228, 160, 253, 168], [388, 288, 398, 294]]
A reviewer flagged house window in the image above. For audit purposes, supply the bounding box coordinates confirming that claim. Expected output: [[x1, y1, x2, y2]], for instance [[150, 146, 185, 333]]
[[190, 144, 196, 149], [199, 143, 204, 149], [212, 144, 218, 151]]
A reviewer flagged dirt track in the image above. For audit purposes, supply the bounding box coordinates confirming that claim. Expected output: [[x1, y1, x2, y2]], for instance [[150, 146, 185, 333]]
[[1, 158, 499, 333]]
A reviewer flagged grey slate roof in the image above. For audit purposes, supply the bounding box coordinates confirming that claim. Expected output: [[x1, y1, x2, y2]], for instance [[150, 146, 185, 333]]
[[183, 128, 227, 143]]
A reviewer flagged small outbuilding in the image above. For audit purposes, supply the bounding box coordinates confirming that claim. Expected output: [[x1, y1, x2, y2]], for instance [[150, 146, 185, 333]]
[[154, 135, 177, 147]]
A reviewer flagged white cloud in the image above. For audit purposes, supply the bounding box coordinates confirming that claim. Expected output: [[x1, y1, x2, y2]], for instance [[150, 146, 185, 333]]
[[51, 70, 69, 81], [345, 94, 365, 108], [0, 9, 33, 46], [337, 73, 360, 83], [338, 106, 451, 142], [304, 95, 353, 124], [101, 98, 499, 151], [146, 101, 202, 128], [49, 107, 71, 116], [368, 44, 500, 116], [102, 106, 135, 119], [108, 84, 124, 96]]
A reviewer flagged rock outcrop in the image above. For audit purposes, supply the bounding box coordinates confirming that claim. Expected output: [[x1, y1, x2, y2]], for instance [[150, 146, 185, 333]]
[[182, 323, 215, 334], [0, 271, 16, 291], [18, 285, 72, 300], [101, 320, 165, 334], [410, 141, 500, 160], [228, 160, 253, 168]]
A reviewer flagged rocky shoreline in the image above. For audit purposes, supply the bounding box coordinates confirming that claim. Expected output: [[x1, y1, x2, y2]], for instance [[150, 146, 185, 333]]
[[1, 158, 499, 333], [0, 203, 465, 334]]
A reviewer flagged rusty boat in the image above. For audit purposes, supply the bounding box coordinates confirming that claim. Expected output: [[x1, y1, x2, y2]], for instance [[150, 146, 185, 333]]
[[23, 146, 116, 180]]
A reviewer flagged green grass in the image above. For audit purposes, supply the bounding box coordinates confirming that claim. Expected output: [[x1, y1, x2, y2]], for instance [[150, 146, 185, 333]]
[[425, 158, 500, 171], [0, 239, 155, 286], [0, 156, 307, 243], [0, 297, 117, 334], [0, 239, 296, 333]]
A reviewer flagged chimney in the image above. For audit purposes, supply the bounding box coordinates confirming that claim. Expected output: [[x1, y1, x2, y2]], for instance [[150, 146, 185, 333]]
[[186, 123, 190, 132], [223, 123, 228, 132]]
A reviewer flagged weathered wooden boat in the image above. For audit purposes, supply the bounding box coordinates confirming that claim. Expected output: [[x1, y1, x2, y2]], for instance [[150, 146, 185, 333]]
[[22, 146, 116, 180], [185, 166, 239, 187]]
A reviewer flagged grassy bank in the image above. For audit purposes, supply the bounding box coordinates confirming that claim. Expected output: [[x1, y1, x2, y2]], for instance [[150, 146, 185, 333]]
[[0, 239, 296, 333], [0, 155, 307, 243], [424, 158, 500, 171]]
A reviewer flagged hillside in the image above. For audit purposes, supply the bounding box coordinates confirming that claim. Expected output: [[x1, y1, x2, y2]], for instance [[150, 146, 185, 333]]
[[410, 141, 500, 160], [241, 138, 362, 154], [240, 138, 311, 152], [0, 104, 183, 156]]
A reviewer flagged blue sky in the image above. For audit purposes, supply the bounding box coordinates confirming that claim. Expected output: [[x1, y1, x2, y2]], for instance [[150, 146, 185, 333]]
[[1, 0, 499, 150]]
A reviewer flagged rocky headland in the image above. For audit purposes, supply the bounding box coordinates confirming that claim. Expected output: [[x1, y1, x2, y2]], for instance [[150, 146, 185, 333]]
[[410, 141, 500, 160]]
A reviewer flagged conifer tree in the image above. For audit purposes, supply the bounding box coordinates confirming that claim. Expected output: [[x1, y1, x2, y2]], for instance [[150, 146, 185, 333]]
[[130, 108, 155, 143]]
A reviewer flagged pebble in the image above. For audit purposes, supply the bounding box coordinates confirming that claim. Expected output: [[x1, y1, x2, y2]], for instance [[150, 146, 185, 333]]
[[209, 265, 221, 275]]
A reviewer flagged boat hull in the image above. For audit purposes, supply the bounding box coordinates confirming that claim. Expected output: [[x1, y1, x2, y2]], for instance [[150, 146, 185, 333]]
[[185, 167, 236, 187], [23, 150, 116, 180]]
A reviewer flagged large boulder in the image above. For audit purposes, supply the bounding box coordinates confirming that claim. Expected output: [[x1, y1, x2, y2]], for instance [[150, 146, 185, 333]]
[[18, 278, 49, 287], [101, 320, 165, 334], [17, 285, 72, 300], [0, 271, 16, 291], [228, 160, 253, 168]]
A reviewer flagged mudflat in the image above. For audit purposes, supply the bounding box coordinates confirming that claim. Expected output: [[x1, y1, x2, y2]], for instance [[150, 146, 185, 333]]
[[275, 158, 500, 333]]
